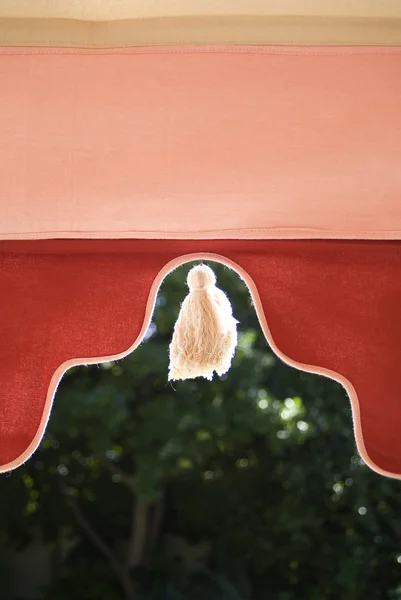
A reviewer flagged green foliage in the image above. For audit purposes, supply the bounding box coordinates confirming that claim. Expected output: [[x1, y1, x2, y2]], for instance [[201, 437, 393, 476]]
[[41, 565, 121, 600], [1, 261, 401, 599], [0, 558, 13, 600]]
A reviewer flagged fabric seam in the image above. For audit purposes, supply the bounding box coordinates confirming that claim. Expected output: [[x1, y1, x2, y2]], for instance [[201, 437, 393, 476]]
[[1, 44, 401, 56]]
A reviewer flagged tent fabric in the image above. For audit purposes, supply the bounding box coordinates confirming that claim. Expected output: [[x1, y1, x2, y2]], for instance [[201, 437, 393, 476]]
[[3, 0, 400, 21], [2, 16, 401, 47], [2, 45, 401, 241], [3, 17, 400, 48], [1, 0, 401, 47], [1, 238, 401, 479], [1, 4, 401, 476], [1, 0, 400, 47]]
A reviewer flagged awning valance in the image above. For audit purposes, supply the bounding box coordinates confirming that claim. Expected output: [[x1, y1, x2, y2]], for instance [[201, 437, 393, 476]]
[[1, 1, 401, 478]]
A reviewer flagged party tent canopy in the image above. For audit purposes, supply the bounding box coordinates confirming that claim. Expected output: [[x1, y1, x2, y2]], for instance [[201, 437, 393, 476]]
[[1, 0, 401, 477]]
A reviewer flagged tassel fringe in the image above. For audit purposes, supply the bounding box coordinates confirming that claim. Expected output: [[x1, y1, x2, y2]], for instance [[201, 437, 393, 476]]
[[168, 264, 238, 381]]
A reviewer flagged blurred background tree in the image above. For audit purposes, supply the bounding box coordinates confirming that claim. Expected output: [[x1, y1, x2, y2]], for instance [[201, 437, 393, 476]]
[[0, 261, 401, 600]]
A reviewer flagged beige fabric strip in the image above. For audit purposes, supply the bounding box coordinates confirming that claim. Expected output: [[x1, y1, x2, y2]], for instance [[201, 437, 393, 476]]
[[1, 0, 401, 21], [1, 16, 401, 47]]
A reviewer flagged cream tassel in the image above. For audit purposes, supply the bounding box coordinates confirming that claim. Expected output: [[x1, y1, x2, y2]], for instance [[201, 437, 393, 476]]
[[168, 263, 238, 381]]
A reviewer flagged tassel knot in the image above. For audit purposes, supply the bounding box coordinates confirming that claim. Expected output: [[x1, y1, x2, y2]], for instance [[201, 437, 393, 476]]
[[168, 264, 238, 381], [187, 265, 216, 292]]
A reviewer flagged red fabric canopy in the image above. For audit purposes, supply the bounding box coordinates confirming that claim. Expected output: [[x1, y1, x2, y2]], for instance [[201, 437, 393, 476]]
[[1, 239, 401, 477]]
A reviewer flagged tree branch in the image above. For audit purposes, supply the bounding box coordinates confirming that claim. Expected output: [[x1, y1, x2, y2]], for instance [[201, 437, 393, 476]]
[[61, 486, 116, 564], [126, 498, 150, 569], [61, 484, 138, 599], [144, 493, 165, 566], [101, 458, 136, 492]]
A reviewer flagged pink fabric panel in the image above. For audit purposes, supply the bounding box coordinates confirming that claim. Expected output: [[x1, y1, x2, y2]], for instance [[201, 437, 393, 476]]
[[1, 46, 401, 240]]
